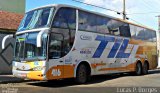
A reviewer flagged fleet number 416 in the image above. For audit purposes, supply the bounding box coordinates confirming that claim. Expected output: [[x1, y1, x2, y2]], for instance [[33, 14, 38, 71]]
[[52, 69, 61, 76]]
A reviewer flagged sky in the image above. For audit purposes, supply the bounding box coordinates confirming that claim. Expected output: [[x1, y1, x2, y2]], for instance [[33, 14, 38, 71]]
[[26, 0, 160, 30]]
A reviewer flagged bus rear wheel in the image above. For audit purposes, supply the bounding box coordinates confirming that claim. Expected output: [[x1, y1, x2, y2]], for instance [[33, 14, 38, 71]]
[[76, 64, 88, 84], [135, 62, 142, 75], [142, 62, 149, 75]]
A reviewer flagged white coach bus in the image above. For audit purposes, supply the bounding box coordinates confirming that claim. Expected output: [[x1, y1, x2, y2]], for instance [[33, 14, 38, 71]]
[[2, 4, 157, 83]]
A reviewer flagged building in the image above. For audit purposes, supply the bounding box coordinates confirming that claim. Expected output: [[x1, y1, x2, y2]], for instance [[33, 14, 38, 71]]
[[0, 0, 25, 74]]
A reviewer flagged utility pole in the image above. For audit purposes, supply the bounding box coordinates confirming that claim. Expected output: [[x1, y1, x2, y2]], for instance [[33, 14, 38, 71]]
[[123, 0, 126, 20]]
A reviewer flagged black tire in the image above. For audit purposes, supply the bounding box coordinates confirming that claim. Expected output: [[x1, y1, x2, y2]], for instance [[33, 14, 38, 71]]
[[142, 62, 149, 75], [75, 64, 88, 84], [135, 62, 142, 75]]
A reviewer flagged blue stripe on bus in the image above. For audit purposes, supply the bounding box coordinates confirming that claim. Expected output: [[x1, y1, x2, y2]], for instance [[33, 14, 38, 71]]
[[92, 35, 115, 58], [92, 35, 131, 58], [116, 39, 130, 58], [108, 38, 123, 58]]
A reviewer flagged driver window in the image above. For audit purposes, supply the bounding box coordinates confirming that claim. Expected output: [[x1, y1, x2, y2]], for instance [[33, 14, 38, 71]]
[[50, 7, 76, 59], [49, 33, 64, 59]]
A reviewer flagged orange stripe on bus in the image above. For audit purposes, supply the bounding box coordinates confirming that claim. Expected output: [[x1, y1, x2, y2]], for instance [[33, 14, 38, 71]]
[[98, 63, 136, 72], [91, 62, 106, 68], [46, 65, 74, 80]]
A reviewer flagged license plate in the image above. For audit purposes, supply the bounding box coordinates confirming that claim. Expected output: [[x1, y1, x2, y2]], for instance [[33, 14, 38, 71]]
[[17, 73, 27, 77]]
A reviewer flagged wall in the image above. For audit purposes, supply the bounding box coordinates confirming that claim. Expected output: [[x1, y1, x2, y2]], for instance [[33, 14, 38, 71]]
[[0, 31, 15, 74], [0, 0, 25, 74], [0, 0, 25, 14]]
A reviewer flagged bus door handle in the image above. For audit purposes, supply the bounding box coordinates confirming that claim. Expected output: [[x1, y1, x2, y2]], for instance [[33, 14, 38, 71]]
[[59, 60, 63, 63]]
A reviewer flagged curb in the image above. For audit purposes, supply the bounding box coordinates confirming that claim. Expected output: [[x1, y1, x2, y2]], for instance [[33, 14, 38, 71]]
[[0, 75, 26, 84], [0, 79, 24, 84]]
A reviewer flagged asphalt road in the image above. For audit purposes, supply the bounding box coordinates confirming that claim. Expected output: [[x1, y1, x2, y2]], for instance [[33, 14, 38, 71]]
[[1, 70, 160, 93]]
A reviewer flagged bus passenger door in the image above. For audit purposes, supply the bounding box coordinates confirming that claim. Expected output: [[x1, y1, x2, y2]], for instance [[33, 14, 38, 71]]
[[47, 33, 64, 80]]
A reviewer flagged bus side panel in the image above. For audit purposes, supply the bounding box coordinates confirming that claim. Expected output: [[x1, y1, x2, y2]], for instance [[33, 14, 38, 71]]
[[128, 39, 157, 70], [74, 31, 136, 75], [45, 30, 157, 80], [74, 31, 158, 74]]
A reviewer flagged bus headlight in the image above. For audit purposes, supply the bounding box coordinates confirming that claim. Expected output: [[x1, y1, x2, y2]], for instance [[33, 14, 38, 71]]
[[33, 66, 45, 71]]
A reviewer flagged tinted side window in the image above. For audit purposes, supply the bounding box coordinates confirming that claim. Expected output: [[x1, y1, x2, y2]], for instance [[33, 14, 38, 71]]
[[52, 8, 76, 29], [79, 11, 97, 32], [108, 20, 131, 37], [130, 25, 136, 38], [119, 24, 131, 37], [107, 19, 131, 37], [152, 31, 156, 42], [49, 33, 64, 58], [97, 16, 110, 34], [135, 27, 145, 40], [144, 29, 152, 41]]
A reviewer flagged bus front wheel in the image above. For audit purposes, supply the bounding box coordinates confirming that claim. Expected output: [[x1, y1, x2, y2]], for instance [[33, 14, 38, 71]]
[[75, 64, 88, 84]]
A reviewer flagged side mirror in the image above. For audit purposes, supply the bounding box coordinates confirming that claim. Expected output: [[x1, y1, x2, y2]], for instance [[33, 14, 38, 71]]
[[2, 34, 13, 49], [37, 30, 49, 47]]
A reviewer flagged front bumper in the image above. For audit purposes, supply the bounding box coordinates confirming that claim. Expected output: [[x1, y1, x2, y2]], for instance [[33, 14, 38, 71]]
[[13, 70, 46, 80], [12, 61, 47, 80]]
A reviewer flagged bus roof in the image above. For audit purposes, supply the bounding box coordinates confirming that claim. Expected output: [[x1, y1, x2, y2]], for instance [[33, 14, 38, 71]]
[[28, 4, 156, 31]]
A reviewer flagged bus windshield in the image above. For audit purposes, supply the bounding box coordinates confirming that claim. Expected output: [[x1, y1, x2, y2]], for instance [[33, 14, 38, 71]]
[[18, 7, 54, 31], [14, 32, 48, 61]]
